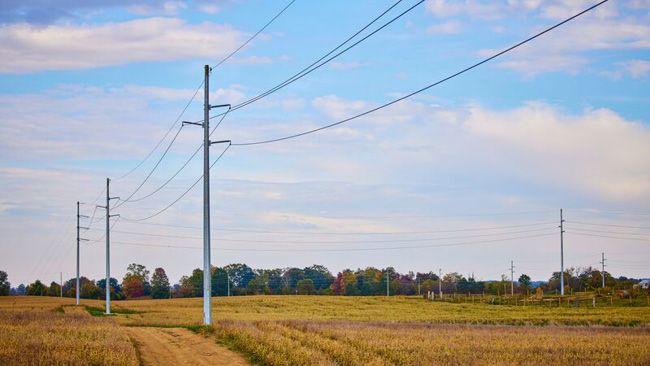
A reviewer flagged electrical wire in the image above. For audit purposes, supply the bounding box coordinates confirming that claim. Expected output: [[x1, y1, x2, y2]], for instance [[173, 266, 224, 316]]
[[116, 220, 557, 235], [231, 0, 610, 146], [565, 227, 650, 237], [565, 231, 650, 243], [103, 227, 555, 244], [566, 221, 650, 230], [91, 232, 555, 252], [121, 143, 231, 222]]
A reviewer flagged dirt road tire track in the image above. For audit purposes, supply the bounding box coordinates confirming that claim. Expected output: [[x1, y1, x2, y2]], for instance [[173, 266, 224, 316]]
[[126, 327, 249, 366]]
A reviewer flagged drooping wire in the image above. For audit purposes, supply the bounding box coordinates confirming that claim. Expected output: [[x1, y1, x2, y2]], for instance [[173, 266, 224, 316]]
[[231, 0, 610, 146], [114, 0, 296, 180], [121, 143, 231, 222]]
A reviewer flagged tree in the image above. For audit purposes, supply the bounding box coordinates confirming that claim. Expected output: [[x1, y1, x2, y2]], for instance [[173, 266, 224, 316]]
[[519, 274, 532, 293], [48, 282, 61, 297], [126, 263, 151, 295], [296, 279, 316, 295], [26, 280, 48, 296], [151, 267, 170, 299], [0, 271, 10, 296], [211, 267, 229, 296], [303, 265, 334, 291], [224, 264, 255, 294], [122, 275, 145, 299], [97, 277, 123, 300]]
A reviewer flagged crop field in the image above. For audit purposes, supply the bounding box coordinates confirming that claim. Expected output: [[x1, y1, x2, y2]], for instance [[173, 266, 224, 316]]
[[1, 295, 649, 365]]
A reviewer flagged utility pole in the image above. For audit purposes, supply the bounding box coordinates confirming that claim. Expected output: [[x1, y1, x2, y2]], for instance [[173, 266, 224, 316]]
[[559, 208, 565, 296], [76, 201, 89, 306], [438, 268, 442, 298], [600, 252, 606, 288], [386, 269, 390, 297], [510, 260, 515, 296], [227, 272, 230, 297], [183, 65, 231, 325], [100, 178, 119, 315]]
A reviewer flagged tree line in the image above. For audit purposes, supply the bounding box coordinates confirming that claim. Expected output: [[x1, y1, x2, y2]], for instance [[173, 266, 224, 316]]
[[0, 265, 645, 299]]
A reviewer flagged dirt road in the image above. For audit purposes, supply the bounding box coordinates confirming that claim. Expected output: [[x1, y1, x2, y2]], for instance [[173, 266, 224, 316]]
[[126, 327, 249, 366]]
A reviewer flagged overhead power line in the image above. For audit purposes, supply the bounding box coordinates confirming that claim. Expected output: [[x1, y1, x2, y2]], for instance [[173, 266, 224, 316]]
[[91, 232, 555, 252], [231, 0, 610, 146], [114, 0, 296, 181], [566, 220, 650, 230], [118, 219, 557, 235], [566, 231, 650, 243], [102, 227, 554, 244]]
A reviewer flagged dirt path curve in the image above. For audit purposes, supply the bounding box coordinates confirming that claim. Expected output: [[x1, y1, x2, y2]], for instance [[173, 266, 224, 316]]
[[126, 327, 249, 366]]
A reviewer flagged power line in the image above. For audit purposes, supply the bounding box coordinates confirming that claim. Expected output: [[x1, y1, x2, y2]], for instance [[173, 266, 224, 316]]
[[566, 221, 650, 230], [120, 143, 231, 222], [102, 227, 555, 244], [206, 0, 420, 119], [116, 219, 557, 235], [212, 0, 298, 69], [114, 0, 296, 181], [565, 231, 650, 243], [91, 232, 555, 252], [231, 0, 610, 146], [564, 227, 650, 237]]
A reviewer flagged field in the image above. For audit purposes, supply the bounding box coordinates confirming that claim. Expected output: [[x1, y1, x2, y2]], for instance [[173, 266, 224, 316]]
[[1, 296, 649, 365]]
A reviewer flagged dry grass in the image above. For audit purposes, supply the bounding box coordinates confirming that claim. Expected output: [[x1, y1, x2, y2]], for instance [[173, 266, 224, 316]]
[[111, 295, 650, 327], [0, 297, 137, 366], [213, 320, 650, 366]]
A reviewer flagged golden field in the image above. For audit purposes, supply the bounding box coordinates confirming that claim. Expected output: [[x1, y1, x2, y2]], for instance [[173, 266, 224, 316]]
[[1, 295, 649, 365]]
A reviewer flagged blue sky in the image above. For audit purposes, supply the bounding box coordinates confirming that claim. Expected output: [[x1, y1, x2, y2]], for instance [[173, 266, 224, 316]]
[[0, 0, 649, 286]]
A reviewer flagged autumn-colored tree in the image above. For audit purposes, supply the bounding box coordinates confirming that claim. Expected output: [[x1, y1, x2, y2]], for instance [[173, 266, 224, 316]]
[[122, 274, 145, 299]]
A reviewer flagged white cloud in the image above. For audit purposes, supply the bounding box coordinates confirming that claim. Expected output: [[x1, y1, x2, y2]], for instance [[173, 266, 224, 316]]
[[426, 20, 462, 35], [616, 59, 650, 79], [0, 17, 246, 73]]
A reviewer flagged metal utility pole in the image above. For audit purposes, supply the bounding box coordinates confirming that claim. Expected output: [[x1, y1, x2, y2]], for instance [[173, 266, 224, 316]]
[[510, 261, 515, 296], [600, 252, 606, 288], [100, 178, 119, 315], [386, 269, 390, 297], [183, 65, 231, 325], [76, 201, 89, 306], [559, 209, 564, 296], [438, 268, 442, 298]]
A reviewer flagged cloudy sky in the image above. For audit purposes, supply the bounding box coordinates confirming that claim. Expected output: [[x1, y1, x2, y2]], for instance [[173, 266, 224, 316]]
[[1, 0, 649, 287]]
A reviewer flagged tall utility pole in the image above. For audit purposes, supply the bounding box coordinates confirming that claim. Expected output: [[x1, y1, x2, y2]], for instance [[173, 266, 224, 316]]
[[76, 201, 89, 306], [600, 252, 606, 288], [559, 208, 565, 296], [510, 261, 515, 296], [100, 178, 119, 315], [183, 65, 231, 325], [438, 268, 442, 297], [386, 269, 390, 297]]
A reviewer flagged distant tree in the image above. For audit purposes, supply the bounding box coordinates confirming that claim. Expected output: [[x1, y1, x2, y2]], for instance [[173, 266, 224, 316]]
[[26, 280, 48, 296], [178, 269, 203, 297], [519, 274, 532, 292], [303, 265, 334, 291], [97, 277, 123, 300], [296, 279, 316, 295], [126, 263, 151, 295], [81, 281, 101, 299], [0, 271, 10, 296], [224, 264, 255, 294], [211, 267, 229, 296], [151, 268, 170, 299], [48, 282, 61, 297], [122, 275, 145, 299], [332, 272, 346, 295], [15, 284, 26, 295]]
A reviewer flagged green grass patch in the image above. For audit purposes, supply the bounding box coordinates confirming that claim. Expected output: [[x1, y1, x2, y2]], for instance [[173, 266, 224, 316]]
[[84, 305, 144, 317]]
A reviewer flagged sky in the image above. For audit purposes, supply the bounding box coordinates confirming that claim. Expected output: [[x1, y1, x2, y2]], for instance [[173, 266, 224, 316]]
[[0, 0, 649, 287]]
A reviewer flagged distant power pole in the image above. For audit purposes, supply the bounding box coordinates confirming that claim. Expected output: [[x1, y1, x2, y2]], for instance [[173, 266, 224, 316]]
[[99, 178, 119, 315], [227, 272, 230, 297], [76, 201, 89, 306], [438, 268, 442, 297], [559, 208, 565, 296], [510, 261, 515, 296], [386, 269, 390, 297], [182, 65, 231, 325], [600, 252, 606, 288]]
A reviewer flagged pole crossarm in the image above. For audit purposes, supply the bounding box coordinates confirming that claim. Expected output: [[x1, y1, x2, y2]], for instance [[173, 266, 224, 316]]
[[182, 121, 203, 127], [210, 140, 231, 145], [209, 103, 231, 110]]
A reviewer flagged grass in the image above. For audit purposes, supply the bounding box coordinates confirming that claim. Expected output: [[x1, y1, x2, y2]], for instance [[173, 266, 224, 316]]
[[2, 295, 650, 365], [0, 302, 138, 365], [111, 295, 650, 327]]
